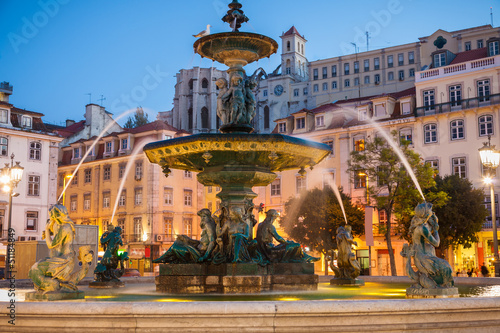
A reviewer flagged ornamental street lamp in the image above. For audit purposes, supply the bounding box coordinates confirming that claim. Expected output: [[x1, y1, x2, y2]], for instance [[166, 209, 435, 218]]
[[479, 135, 500, 277], [0, 154, 24, 279]]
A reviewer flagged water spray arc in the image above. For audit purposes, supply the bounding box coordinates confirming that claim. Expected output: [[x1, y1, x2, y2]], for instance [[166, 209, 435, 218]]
[[58, 108, 136, 202]]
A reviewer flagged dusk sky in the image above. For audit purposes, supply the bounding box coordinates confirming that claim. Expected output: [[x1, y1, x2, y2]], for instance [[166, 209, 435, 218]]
[[0, 0, 497, 126]]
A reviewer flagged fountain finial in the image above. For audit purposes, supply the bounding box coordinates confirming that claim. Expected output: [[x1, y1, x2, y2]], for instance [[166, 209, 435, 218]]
[[222, 0, 249, 32]]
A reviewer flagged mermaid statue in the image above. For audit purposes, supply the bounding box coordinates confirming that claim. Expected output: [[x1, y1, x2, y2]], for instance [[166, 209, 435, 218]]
[[401, 203, 456, 296], [28, 204, 93, 296], [330, 224, 362, 282]]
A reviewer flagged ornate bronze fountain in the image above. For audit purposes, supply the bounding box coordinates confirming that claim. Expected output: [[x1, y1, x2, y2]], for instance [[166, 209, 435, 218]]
[[143, 0, 331, 293]]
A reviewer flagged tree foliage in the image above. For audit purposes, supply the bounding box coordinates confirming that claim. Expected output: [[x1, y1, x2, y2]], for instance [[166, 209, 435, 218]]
[[347, 132, 447, 275], [279, 187, 365, 257], [123, 107, 149, 128], [398, 175, 487, 251]]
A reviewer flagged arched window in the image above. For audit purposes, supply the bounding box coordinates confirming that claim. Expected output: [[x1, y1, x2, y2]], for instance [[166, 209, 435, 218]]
[[188, 79, 194, 90], [201, 78, 208, 89], [301, 44, 304, 55], [297, 42, 300, 51], [201, 107, 209, 129], [264, 106, 270, 129], [188, 108, 193, 131], [478, 114, 494, 136], [287, 41, 290, 51], [285, 59, 291, 75]]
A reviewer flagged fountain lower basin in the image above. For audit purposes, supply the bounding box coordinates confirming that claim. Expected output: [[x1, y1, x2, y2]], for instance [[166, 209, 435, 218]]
[[5, 278, 500, 332]]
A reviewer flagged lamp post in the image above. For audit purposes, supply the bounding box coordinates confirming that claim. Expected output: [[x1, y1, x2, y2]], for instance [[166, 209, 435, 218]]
[[0, 154, 24, 279], [479, 135, 500, 277]]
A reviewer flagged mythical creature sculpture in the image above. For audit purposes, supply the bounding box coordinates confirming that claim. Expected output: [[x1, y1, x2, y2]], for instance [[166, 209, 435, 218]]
[[153, 205, 316, 265], [401, 203, 454, 289], [153, 209, 216, 264], [330, 224, 361, 280], [216, 78, 229, 124], [256, 209, 319, 263], [29, 204, 93, 293], [216, 73, 258, 127], [93, 225, 129, 282]]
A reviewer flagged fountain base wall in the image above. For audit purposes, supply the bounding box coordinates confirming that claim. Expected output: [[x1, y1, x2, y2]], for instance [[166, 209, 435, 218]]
[[6, 298, 500, 332], [155, 263, 318, 294]]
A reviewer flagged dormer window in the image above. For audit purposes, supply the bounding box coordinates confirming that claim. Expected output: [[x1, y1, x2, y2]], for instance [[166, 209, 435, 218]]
[[22, 116, 32, 128], [0, 109, 8, 123], [401, 101, 411, 115], [374, 103, 386, 117], [433, 53, 446, 68], [105, 141, 113, 153], [278, 122, 287, 133], [86, 145, 94, 156], [164, 134, 172, 140], [73, 147, 80, 159], [315, 115, 324, 127], [121, 138, 128, 150], [296, 117, 305, 130]]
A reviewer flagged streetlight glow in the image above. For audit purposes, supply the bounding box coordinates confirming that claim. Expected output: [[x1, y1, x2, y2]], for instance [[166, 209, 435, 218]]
[[479, 135, 500, 277], [2, 154, 24, 280]]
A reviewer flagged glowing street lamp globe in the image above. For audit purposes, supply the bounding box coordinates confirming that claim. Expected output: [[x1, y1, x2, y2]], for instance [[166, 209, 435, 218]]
[[10, 161, 24, 184], [479, 143, 500, 169]]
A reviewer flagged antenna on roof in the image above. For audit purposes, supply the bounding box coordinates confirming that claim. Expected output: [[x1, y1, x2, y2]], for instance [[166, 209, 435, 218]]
[[85, 93, 92, 104], [366, 31, 370, 51], [98, 95, 106, 106], [491, 7, 494, 27]]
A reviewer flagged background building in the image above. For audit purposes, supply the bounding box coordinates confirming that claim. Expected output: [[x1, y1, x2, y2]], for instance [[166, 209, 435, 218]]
[[0, 82, 63, 245], [56, 107, 202, 274]]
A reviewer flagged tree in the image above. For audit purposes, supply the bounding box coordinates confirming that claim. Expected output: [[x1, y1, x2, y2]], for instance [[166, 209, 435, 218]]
[[398, 175, 488, 252], [347, 133, 446, 276], [279, 186, 364, 273], [123, 107, 149, 128]]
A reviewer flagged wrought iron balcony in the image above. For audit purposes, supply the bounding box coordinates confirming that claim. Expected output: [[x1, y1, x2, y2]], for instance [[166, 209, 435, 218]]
[[414, 94, 500, 117]]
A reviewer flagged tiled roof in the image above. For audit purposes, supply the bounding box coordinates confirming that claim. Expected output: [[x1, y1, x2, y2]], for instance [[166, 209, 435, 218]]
[[282, 26, 305, 40], [11, 107, 44, 117], [450, 47, 488, 65], [290, 108, 311, 115], [387, 87, 416, 99], [128, 120, 180, 134]]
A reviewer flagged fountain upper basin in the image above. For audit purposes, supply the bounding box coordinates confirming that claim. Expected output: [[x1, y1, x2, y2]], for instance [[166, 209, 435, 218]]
[[193, 32, 278, 67], [143, 133, 332, 175]]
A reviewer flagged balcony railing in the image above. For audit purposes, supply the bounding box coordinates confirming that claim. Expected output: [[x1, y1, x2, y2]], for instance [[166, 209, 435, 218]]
[[414, 94, 500, 117], [482, 219, 500, 230], [416, 55, 499, 82]]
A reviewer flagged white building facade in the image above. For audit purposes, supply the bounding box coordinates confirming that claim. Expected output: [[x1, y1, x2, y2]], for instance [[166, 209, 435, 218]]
[[0, 82, 63, 243]]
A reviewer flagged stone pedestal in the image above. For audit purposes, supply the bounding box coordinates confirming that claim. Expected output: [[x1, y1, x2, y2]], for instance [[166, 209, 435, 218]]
[[25, 291, 85, 301], [406, 287, 459, 298], [155, 263, 318, 294], [330, 278, 365, 286], [89, 281, 125, 289]]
